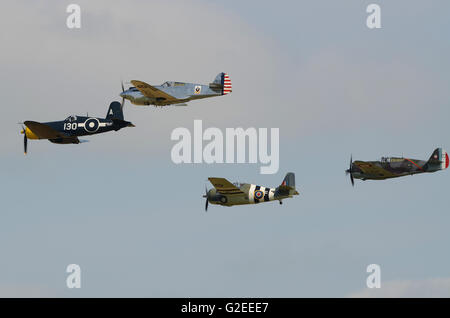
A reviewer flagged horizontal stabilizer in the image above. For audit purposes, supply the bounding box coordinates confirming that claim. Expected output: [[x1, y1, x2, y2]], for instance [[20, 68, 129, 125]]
[[111, 118, 135, 128]]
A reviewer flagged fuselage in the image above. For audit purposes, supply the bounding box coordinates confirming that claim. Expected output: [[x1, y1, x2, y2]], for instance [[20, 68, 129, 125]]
[[207, 183, 295, 207], [351, 157, 430, 180], [25, 115, 128, 140], [121, 82, 222, 106]]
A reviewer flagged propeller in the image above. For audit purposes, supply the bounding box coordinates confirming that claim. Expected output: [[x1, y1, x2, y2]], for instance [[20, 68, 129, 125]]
[[203, 186, 209, 212], [345, 155, 354, 186], [20, 124, 28, 155], [120, 80, 125, 110]]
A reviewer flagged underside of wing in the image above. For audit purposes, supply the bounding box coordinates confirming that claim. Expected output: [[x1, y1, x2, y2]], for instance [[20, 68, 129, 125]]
[[355, 161, 397, 178], [208, 177, 245, 195], [48, 136, 80, 144], [130, 80, 177, 102], [24, 121, 64, 139]]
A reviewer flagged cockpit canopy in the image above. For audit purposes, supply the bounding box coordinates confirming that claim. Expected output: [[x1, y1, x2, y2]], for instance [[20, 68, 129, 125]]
[[161, 81, 185, 87], [381, 157, 403, 163], [65, 115, 77, 122]]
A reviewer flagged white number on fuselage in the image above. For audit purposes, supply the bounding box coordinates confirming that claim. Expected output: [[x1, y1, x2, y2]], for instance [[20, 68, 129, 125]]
[[64, 123, 78, 130]]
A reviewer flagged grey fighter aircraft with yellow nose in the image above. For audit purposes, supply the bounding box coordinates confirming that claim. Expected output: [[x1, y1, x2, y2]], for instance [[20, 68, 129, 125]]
[[203, 173, 299, 211], [346, 148, 449, 186], [20, 101, 134, 154], [120, 72, 232, 107]]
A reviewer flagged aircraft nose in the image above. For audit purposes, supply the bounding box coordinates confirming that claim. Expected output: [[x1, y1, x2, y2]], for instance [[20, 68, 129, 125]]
[[120, 91, 131, 99]]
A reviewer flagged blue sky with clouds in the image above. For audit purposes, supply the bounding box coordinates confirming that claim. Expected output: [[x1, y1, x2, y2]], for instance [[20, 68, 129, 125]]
[[0, 0, 449, 297]]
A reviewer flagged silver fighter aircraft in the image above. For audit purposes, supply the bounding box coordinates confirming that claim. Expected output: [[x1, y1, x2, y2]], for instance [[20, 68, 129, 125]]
[[120, 72, 232, 107]]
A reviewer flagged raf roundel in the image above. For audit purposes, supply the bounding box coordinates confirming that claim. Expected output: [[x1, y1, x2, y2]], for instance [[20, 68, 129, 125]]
[[254, 190, 264, 200], [84, 118, 100, 133]]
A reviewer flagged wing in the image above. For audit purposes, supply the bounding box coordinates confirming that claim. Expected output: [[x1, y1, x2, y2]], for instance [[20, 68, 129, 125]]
[[130, 80, 177, 101], [208, 177, 245, 195], [354, 161, 397, 178], [24, 121, 65, 139], [48, 136, 81, 144], [24, 121, 80, 143]]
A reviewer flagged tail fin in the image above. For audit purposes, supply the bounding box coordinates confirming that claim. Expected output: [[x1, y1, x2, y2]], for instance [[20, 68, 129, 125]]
[[426, 148, 449, 171], [276, 172, 299, 197], [281, 172, 295, 188], [209, 72, 232, 95], [106, 101, 124, 120]]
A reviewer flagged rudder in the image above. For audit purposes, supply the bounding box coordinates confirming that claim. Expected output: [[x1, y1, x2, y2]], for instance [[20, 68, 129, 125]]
[[211, 72, 232, 95], [281, 172, 295, 188], [106, 101, 124, 120], [426, 148, 449, 171]]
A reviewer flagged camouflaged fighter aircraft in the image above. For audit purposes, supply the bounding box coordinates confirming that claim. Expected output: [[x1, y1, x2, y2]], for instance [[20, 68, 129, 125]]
[[19, 101, 134, 154], [346, 148, 449, 186], [203, 173, 299, 211], [120, 72, 232, 107]]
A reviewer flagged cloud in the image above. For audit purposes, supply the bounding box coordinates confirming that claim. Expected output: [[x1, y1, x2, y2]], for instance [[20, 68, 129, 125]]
[[349, 278, 450, 298]]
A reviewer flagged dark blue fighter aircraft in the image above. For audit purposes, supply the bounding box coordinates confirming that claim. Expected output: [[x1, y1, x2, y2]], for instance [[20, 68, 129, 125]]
[[20, 101, 134, 154]]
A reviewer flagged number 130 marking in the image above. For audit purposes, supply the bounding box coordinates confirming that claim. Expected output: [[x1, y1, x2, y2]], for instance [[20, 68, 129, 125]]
[[64, 123, 78, 130]]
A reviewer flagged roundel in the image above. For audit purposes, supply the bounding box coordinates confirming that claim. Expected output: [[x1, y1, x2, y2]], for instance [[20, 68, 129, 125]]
[[254, 190, 264, 200], [84, 118, 100, 133]]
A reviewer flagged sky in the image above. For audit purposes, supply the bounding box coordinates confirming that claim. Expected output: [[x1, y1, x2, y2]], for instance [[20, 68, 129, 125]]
[[0, 0, 450, 297]]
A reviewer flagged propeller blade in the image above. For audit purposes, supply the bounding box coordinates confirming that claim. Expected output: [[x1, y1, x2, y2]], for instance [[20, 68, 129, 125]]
[[120, 80, 125, 110], [349, 155, 354, 186], [24, 132, 28, 155], [203, 186, 209, 211]]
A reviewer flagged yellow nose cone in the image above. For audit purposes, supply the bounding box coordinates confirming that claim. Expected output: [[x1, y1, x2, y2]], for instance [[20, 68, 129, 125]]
[[24, 127, 39, 140]]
